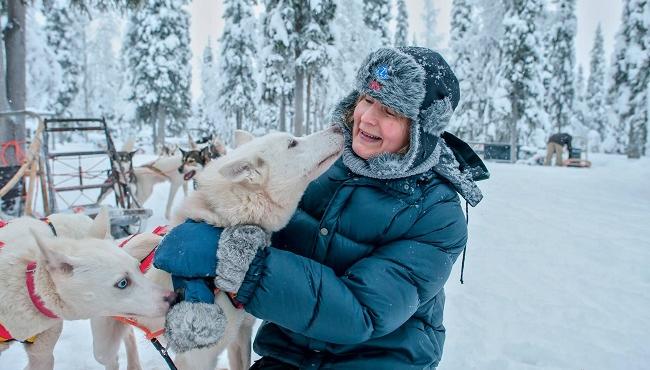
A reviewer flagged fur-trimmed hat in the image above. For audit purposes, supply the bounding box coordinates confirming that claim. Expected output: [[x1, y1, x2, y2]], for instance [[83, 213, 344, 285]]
[[332, 47, 462, 180], [357, 46, 460, 125], [332, 47, 486, 206]]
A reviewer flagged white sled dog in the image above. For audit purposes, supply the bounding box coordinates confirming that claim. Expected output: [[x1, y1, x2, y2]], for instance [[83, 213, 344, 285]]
[[90, 126, 344, 370], [0, 208, 175, 370]]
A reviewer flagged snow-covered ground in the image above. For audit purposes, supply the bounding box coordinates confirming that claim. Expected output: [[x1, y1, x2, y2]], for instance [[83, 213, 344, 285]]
[[2, 153, 649, 369]]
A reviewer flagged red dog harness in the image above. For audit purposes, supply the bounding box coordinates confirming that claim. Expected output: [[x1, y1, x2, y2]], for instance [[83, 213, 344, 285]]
[[0, 218, 59, 343], [112, 225, 169, 341]]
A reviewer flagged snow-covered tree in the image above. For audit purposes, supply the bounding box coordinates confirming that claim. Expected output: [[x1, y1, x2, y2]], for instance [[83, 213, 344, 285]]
[[546, 0, 577, 133], [26, 5, 60, 112], [197, 39, 222, 137], [617, 0, 649, 158], [267, 0, 335, 136], [394, 0, 408, 46], [363, 0, 391, 46], [258, 0, 294, 132], [501, 0, 549, 159], [217, 0, 258, 132], [606, 1, 631, 153], [86, 13, 124, 123], [572, 65, 588, 136], [471, 0, 509, 143], [297, 0, 335, 134], [421, 0, 442, 50], [585, 24, 608, 148], [328, 0, 381, 109], [449, 0, 481, 140], [45, 0, 86, 117], [124, 0, 192, 151]]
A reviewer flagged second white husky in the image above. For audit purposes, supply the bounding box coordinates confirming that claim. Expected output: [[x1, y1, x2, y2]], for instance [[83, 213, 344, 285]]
[[0, 209, 175, 370], [91, 126, 344, 370]]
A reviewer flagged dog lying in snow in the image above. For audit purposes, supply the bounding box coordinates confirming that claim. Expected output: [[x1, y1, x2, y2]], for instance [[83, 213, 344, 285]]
[[90, 126, 344, 370], [0, 208, 175, 370]]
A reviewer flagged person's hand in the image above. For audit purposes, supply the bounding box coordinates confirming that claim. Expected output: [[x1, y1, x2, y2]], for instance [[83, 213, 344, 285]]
[[214, 224, 270, 293]]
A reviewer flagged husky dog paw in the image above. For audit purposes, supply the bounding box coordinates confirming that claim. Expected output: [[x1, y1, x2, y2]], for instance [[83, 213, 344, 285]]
[[164, 301, 227, 352]]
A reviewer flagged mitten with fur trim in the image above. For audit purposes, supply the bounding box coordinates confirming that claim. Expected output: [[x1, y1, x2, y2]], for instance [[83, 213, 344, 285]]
[[164, 301, 226, 353], [215, 224, 270, 293]]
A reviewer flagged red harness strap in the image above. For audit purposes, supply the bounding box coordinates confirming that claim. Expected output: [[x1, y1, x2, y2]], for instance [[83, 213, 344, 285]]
[[116, 225, 168, 273], [0, 322, 13, 342], [26, 262, 59, 319], [0, 219, 7, 249], [112, 226, 170, 338]]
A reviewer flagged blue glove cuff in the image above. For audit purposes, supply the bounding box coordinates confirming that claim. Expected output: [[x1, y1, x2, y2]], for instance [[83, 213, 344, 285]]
[[154, 219, 223, 278]]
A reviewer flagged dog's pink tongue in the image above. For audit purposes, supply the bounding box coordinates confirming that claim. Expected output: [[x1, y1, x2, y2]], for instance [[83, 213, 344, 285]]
[[184, 170, 196, 181]]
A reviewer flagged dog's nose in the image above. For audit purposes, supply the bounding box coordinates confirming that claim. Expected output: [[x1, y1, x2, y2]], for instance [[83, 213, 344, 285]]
[[163, 291, 179, 306]]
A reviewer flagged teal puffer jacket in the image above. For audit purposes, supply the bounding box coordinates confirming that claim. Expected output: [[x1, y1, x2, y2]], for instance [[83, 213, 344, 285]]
[[236, 158, 468, 370]]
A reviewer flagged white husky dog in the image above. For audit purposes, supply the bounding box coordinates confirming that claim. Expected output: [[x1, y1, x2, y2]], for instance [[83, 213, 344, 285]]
[[90, 126, 344, 370], [0, 208, 175, 370]]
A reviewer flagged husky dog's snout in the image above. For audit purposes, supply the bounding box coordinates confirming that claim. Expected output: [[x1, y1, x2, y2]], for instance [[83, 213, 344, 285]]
[[164, 291, 179, 306]]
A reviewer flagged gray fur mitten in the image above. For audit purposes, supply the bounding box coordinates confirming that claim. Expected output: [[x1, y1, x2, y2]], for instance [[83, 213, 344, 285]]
[[215, 224, 270, 293], [164, 301, 227, 353]]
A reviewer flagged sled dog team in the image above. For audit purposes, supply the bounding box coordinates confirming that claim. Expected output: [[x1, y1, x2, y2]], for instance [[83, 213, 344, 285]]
[[0, 127, 345, 370]]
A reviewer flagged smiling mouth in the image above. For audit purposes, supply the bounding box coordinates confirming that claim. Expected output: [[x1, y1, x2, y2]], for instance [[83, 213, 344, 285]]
[[360, 129, 382, 141]]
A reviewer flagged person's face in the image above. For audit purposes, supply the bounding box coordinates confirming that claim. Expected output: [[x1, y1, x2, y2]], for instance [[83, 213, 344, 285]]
[[351, 95, 410, 159]]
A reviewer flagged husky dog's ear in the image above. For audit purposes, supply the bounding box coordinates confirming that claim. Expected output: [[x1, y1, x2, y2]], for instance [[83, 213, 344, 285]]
[[120, 233, 162, 261], [188, 132, 198, 150], [88, 207, 112, 239], [179, 148, 187, 157], [213, 137, 227, 156], [234, 130, 254, 148], [31, 229, 75, 275], [218, 156, 267, 185], [128, 150, 137, 159]]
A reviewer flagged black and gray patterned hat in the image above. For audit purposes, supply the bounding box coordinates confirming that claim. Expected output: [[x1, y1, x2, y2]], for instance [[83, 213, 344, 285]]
[[333, 47, 461, 179]]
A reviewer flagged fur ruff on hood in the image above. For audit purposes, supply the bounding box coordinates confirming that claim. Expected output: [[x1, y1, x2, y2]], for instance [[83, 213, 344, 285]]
[[331, 47, 484, 206]]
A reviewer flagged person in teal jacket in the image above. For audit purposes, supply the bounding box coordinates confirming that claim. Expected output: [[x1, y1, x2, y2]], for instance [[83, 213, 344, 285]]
[[156, 47, 487, 369]]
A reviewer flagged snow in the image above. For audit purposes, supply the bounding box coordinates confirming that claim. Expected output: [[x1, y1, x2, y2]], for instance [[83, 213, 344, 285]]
[[2, 153, 649, 369]]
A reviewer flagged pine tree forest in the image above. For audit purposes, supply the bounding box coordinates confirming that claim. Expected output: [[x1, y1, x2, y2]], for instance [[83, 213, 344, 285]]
[[0, 0, 647, 158]]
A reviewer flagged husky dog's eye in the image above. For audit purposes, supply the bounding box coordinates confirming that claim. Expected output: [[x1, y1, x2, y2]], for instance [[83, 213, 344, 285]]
[[288, 139, 298, 149], [114, 277, 130, 289]]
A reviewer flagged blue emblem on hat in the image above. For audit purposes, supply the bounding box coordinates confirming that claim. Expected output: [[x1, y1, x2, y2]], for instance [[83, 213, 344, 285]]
[[375, 64, 389, 80]]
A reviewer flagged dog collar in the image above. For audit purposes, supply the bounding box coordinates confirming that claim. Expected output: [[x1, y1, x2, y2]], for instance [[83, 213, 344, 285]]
[[26, 262, 60, 319], [40, 217, 58, 236]]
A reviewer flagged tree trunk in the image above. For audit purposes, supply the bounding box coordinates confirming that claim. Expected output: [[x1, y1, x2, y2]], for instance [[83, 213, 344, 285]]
[[2, 0, 27, 167], [279, 95, 286, 132], [151, 109, 157, 152], [156, 107, 166, 152], [82, 28, 90, 117], [236, 109, 242, 130], [305, 73, 311, 135], [509, 96, 519, 164], [0, 17, 9, 112], [293, 68, 304, 136], [626, 117, 643, 159]]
